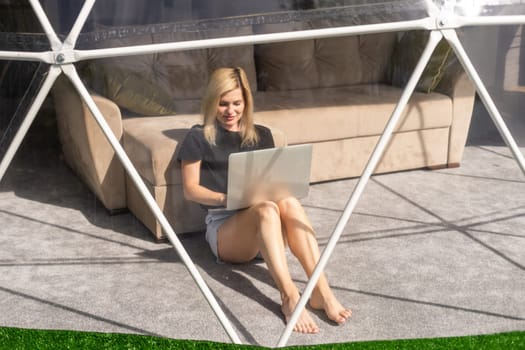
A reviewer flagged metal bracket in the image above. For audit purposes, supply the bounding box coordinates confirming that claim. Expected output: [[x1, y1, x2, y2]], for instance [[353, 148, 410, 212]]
[[435, 0, 458, 29], [53, 50, 76, 65]]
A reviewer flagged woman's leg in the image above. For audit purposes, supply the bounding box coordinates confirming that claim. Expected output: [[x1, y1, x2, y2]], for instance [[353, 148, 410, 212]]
[[277, 197, 352, 324], [217, 201, 319, 333]]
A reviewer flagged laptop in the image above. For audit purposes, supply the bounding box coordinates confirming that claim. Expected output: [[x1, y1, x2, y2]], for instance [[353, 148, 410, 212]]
[[225, 144, 313, 210]]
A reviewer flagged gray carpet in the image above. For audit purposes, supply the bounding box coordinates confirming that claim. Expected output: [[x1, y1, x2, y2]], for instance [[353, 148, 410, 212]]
[[0, 118, 524, 347]]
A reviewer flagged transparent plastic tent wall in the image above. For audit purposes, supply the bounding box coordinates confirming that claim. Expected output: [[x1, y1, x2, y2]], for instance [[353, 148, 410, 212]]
[[0, 0, 524, 347]]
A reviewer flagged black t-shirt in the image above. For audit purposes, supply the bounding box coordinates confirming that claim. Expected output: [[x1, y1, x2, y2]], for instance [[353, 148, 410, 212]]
[[177, 124, 275, 208]]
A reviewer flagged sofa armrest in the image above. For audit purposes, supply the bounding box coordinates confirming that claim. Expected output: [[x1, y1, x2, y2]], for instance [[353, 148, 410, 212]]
[[434, 61, 476, 166], [52, 76, 127, 211]]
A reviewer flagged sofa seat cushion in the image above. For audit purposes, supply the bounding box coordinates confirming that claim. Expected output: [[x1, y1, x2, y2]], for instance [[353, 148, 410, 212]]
[[253, 84, 453, 145], [123, 115, 201, 187]]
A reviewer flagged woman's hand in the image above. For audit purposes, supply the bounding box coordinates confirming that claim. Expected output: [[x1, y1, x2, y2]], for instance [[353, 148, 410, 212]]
[[218, 193, 227, 207], [181, 159, 227, 207]]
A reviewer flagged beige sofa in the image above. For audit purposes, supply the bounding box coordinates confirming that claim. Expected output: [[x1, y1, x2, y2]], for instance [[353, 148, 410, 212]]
[[52, 28, 475, 240]]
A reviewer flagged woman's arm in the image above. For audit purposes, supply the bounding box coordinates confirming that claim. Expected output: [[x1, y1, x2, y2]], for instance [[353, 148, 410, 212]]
[[181, 160, 227, 207]]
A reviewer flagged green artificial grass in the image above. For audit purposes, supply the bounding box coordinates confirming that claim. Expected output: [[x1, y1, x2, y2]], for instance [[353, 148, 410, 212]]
[[0, 327, 523, 350]]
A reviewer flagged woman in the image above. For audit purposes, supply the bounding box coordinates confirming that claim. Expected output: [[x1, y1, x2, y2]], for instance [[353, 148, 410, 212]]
[[177, 67, 351, 334]]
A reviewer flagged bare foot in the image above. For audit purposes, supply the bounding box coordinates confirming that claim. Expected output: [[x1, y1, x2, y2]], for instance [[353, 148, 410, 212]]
[[310, 289, 352, 325], [281, 294, 320, 334]]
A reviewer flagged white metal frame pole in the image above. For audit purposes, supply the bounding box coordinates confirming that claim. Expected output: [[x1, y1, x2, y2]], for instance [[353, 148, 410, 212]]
[[0, 66, 61, 181], [442, 28, 525, 175], [61, 64, 242, 344], [276, 29, 444, 347]]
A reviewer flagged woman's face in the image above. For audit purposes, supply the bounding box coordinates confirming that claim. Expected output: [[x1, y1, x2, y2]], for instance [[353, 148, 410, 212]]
[[216, 88, 245, 132]]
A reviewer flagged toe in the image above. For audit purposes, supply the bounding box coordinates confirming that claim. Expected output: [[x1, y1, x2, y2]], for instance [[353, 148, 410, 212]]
[[338, 309, 352, 324]]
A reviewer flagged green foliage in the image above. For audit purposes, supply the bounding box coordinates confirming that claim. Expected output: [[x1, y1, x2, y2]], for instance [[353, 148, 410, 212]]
[[0, 327, 523, 350]]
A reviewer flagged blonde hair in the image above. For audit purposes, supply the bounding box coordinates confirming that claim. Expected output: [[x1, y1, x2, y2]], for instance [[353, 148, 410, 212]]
[[201, 67, 258, 146]]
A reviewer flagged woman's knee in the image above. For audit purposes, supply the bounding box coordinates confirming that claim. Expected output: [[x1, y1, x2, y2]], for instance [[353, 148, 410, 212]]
[[252, 200, 281, 223], [277, 196, 303, 215]]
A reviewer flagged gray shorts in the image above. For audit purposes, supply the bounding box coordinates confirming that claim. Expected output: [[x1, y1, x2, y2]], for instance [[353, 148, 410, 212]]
[[205, 209, 238, 261]]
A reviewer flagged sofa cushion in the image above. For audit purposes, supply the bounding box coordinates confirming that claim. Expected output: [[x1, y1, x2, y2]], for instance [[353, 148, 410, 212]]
[[255, 32, 397, 91], [359, 33, 399, 84], [85, 25, 257, 105], [92, 64, 177, 116], [84, 29, 173, 92], [123, 115, 200, 187], [153, 26, 257, 99], [83, 31, 176, 115], [255, 39, 320, 90], [309, 128, 450, 182], [253, 84, 453, 145], [390, 30, 454, 93]]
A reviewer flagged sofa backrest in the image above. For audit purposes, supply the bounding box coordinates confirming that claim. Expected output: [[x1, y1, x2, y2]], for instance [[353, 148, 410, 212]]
[[254, 32, 398, 91], [85, 25, 257, 112], [85, 21, 398, 115], [152, 26, 257, 100]]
